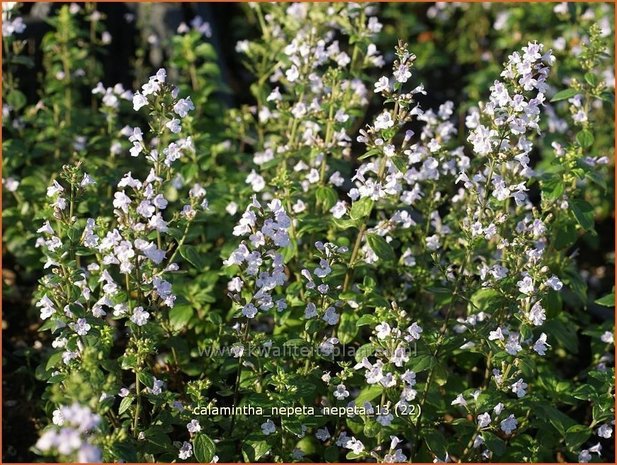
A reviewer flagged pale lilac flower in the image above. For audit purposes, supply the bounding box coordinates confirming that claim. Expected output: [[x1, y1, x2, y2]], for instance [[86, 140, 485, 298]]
[[500, 415, 518, 434], [261, 419, 276, 435]]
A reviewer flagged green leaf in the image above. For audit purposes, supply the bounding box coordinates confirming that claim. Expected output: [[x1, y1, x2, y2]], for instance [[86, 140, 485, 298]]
[[193, 434, 216, 463], [358, 147, 380, 160], [570, 199, 594, 230], [338, 313, 359, 345], [409, 354, 435, 373], [45, 351, 63, 371], [544, 290, 563, 318], [118, 396, 134, 415], [180, 245, 206, 269], [349, 198, 373, 221], [391, 156, 408, 173], [6, 90, 26, 111], [544, 319, 578, 354], [576, 130, 594, 148], [324, 445, 339, 462], [584, 72, 598, 87], [356, 314, 377, 327], [332, 217, 359, 230], [354, 343, 375, 362], [138, 372, 154, 389], [241, 438, 270, 462], [565, 425, 592, 451], [541, 178, 564, 202], [316, 186, 338, 211], [366, 234, 395, 261], [595, 292, 614, 307], [482, 431, 506, 457], [169, 304, 194, 330], [424, 430, 447, 458], [536, 404, 577, 436], [553, 221, 577, 250], [550, 88, 578, 102], [469, 288, 503, 313], [355, 385, 383, 404]]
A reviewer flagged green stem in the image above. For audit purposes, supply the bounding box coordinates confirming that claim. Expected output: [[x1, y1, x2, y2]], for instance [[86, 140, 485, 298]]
[[133, 371, 141, 436]]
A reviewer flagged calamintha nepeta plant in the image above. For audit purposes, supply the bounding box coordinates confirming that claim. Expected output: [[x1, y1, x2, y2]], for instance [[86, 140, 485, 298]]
[[2, 2, 613, 464]]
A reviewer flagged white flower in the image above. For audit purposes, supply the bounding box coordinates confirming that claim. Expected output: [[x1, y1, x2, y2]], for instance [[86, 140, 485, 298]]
[[334, 384, 349, 400], [242, 303, 258, 318], [153, 194, 168, 210], [374, 111, 394, 131], [316, 427, 330, 441], [4, 176, 19, 192], [545, 275, 563, 291], [578, 450, 591, 463], [322, 307, 339, 325], [451, 394, 466, 407], [80, 173, 96, 187], [132, 92, 148, 111], [500, 415, 518, 434], [186, 419, 201, 434], [588, 442, 602, 455], [166, 118, 181, 134], [261, 419, 276, 435], [600, 331, 614, 344], [517, 275, 534, 295], [330, 201, 347, 219], [72, 318, 91, 336], [304, 302, 317, 319], [130, 306, 150, 326], [174, 97, 195, 117], [510, 378, 528, 398], [505, 334, 522, 355], [227, 277, 243, 293], [425, 234, 440, 251], [528, 302, 546, 326], [533, 333, 549, 355], [597, 424, 612, 439], [266, 87, 281, 102], [406, 322, 423, 341], [148, 378, 164, 395], [329, 171, 344, 187], [393, 64, 411, 83], [489, 327, 505, 341], [286, 65, 299, 82], [37, 221, 54, 235], [230, 344, 244, 358], [345, 437, 365, 454], [477, 412, 491, 428], [374, 76, 389, 94], [47, 180, 64, 197], [113, 191, 131, 213], [377, 413, 394, 426], [178, 441, 193, 460], [137, 200, 155, 218], [226, 201, 239, 216], [246, 170, 265, 192], [375, 322, 391, 339], [52, 409, 65, 426]]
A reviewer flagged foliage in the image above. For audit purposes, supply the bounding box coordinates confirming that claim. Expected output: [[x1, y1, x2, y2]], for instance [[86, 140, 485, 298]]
[[2, 2, 615, 463]]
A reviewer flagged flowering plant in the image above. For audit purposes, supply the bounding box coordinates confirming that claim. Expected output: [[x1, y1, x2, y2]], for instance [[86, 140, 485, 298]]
[[2, 2, 614, 463]]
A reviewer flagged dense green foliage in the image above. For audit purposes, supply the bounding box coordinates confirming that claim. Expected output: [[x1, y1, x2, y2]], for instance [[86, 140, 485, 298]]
[[2, 2, 615, 463]]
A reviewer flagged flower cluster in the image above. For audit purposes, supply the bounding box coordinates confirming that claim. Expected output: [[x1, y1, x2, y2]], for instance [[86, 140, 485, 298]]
[[226, 197, 291, 320], [35, 403, 102, 463], [5, 3, 612, 464]]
